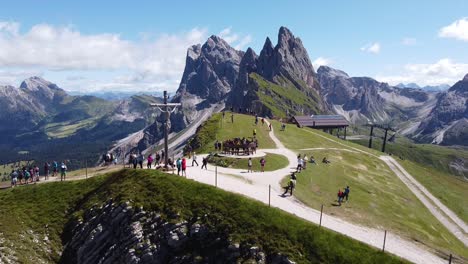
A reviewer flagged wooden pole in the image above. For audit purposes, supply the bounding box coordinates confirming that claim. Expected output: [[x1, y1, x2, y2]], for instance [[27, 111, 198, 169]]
[[382, 230, 387, 252], [368, 126, 374, 148], [268, 184, 271, 207], [344, 126, 347, 140], [319, 204, 323, 227], [448, 254, 452, 264], [164, 91, 169, 170], [382, 129, 389, 153]]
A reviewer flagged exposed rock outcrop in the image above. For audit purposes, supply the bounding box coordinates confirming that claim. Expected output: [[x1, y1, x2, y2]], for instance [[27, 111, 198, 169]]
[[317, 65, 438, 127], [415, 74, 468, 145], [61, 200, 295, 264]]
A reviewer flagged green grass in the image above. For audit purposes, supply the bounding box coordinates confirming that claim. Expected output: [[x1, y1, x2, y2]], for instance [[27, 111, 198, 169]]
[[272, 121, 467, 259], [187, 113, 276, 154], [0, 170, 404, 263], [399, 159, 468, 223], [44, 118, 98, 138], [351, 137, 468, 178], [206, 153, 289, 172], [350, 137, 468, 224], [0, 176, 107, 263], [251, 73, 321, 117]]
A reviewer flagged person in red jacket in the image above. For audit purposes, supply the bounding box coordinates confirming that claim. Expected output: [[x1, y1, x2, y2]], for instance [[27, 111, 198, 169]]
[[181, 157, 187, 177], [337, 189, 344, 205]]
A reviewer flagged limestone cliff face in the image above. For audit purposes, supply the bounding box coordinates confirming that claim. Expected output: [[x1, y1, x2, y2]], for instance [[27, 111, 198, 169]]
[[170, 36, 244, 129], [230, 27, 324, 117], [61, 200, 295, 264], [416, 74, 468, 145]]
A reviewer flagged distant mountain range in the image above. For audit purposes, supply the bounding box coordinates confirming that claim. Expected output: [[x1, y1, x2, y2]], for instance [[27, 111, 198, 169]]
[[68, 91, 164, 101], [0, 77, 161, 166], [0, 26, 466, 165], [396, 83, 451, 92]]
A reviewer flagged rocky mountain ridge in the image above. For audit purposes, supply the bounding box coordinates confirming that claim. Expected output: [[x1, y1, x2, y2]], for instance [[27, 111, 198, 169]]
[[414, 74, 468, 145], [317, 65, 438, 125], [317, 66, 467, 146], [130, 26, 324, 154]]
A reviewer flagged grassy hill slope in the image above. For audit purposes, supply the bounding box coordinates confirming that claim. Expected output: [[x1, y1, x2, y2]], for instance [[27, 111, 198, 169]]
[[0, 170, 403, 263], [270, 121, 467, 259]]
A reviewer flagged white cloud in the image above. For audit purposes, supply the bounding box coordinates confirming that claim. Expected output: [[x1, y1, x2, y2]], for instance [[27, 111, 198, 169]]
[[360, 42, 380, 54], [401, 37, 417, 46], [312, 57, 332, 69], [0, 22, 211, 92], [0, 69, 43, 86], [375, 58, 468, 86], [219, 27, 252, 50], [439, 17, 468, 42]]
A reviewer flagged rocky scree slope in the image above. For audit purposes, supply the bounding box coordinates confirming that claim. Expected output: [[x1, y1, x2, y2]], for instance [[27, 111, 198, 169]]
[[414, 74, 468, 145], [317, 65, 437, 126]]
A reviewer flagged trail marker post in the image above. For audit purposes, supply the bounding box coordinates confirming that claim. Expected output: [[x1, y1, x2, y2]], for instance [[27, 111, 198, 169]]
[[448, 254, 452, 264], [382, 230, 387, 252], [150, 91, 181, 171], [268, 185, 271, 207], [319, 204, 323, 227]]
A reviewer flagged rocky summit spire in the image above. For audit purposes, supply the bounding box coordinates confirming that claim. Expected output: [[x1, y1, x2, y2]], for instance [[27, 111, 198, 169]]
[[464, 73, 468, 81], [257, 26, 319, 90], [277, 26, 294, 48]]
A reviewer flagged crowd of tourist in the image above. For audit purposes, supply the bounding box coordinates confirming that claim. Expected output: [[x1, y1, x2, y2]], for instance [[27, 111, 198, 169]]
[[10, 161, 68, 187]]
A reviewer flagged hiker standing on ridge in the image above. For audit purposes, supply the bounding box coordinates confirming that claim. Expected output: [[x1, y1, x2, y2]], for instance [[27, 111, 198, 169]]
[[44, 162, 50, 180], [282, 173, 297, 196], [53, 161, 58, 177], [337, 189, 344, 205], [231, 113, 234, 123], [60, 162, 67, 182], [192, 152, 199, 166], [10, 170, 18, 188], [137, 153, 144, 169], [147, 154, 153, 169], [344, 186, 350, 202], [176, 158, 182, 176], [155, 152, 161, 165], [260, 157, 266, 172], [181, 157, 187, 177], [201, 157, 208, 170]]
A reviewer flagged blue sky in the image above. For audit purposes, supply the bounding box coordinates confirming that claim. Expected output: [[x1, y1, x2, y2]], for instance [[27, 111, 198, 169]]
[[0, 0, 467, 92]]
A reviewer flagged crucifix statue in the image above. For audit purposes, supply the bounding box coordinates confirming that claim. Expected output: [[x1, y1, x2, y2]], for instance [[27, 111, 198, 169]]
[[150, 91, 181, 170]]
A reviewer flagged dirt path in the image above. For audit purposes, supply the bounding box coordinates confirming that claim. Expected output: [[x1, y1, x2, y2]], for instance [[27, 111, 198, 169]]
[[184, 121, 447, 264], [302, 126, 468, 246], [381, 156, 468, 246]]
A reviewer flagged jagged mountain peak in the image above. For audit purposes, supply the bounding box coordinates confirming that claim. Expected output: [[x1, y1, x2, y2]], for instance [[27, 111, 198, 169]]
[[262, 37, 274, 52], [317, 66, 349, 79], [203, 35, 235, 52], [187, 44, 202, 60], [20, 76, 61, 92], [278, 26, 295, 45], [464, 73, 468, 81], [244, 47, 257, 60]]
